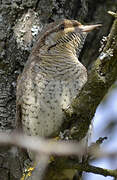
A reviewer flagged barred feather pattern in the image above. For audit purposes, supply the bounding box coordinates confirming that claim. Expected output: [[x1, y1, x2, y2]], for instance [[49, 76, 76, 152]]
[[16, 20, 88, 160]]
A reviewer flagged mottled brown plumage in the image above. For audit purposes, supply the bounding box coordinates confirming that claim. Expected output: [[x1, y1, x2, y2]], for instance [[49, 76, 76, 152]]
[[16, 19, 101, 159]]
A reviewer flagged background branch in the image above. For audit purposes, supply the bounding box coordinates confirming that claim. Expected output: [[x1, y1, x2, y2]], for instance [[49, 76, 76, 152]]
[[65, 13, 117, 140], [0, 132, 117, 179]]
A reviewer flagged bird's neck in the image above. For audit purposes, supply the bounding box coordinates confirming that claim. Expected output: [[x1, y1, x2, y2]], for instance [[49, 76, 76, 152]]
[[37, 45, 83, 80], [40, 43, 79, 66], [39, 32, 87, 68], [34, 34, 87, 79]]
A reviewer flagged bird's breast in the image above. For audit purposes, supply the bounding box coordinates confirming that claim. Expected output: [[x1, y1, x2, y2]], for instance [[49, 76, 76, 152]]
[[21, 63, 87, 138]]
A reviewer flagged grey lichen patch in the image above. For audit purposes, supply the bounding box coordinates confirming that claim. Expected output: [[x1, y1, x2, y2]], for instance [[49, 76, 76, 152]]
[[13, 9, 43, 51], [21, 0, 37, 8], [36, 0, 66, 22], [99, 36, 108, 52], [99, 48, 113, 61]]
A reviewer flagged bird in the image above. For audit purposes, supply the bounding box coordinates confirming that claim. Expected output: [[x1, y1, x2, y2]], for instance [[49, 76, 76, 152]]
[[16, 19, 101, 160]]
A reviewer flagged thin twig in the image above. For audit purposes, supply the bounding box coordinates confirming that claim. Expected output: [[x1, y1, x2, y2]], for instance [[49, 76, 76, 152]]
[[0, 132, 116, 159]]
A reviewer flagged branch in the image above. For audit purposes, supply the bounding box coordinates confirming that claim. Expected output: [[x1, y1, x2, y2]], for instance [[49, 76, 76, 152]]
[[64, 12, 117, 140], [82, 164, 117, 178], [57, 159, 117, 178], [0, 132, 87, 156], [0, 132, 116, 159], [73, 163, 117, 178], [0, 132, 117, 179]]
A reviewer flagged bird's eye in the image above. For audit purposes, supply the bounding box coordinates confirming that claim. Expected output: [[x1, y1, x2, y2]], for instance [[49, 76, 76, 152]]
[[59, 24, 64, 30]]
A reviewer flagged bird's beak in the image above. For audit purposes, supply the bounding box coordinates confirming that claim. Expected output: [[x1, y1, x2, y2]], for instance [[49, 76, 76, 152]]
[[79, 24, 102, 32]]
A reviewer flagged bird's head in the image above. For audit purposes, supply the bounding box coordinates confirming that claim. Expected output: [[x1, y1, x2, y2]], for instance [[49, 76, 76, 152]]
[[34, 19, 101, 57]]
